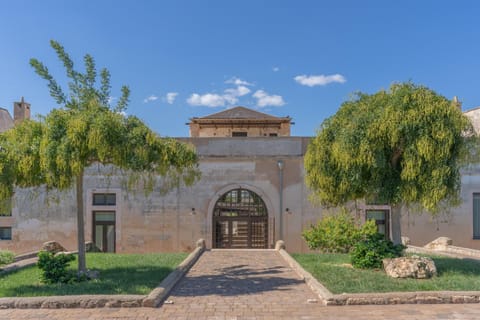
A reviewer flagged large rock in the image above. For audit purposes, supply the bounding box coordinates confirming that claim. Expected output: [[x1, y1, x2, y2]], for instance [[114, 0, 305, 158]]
[[85, 241, 102, 252], [383, 256, 437, 279], [41, 241, 66, 254], [424, 237, 452, 250]]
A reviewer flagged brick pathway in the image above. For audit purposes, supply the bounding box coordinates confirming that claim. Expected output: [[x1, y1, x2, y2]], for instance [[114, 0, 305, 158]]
[[157, 249, 321, 319], [1, 249, 480, 319]]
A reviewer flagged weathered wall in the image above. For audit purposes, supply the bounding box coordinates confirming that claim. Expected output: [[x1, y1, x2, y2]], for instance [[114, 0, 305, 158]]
[[401, 165, 480, 249], [4, 134, 480, 254], [190, 123, 291, 137], [0, 137, 322, 254]]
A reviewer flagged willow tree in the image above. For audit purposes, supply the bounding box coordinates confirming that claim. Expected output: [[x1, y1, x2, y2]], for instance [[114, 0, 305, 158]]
[[305, 82, 474, 244], [0, 40, 199, 273]]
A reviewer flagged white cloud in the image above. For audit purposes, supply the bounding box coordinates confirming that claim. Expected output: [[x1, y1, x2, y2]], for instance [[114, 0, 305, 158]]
[[225, 77, 253, 86], [187, 93, 226, 107], [108, 96, 116, 104], [165, 92, 178, 104], [253, 90, 285, 108], [294, 74, 346, 87], [272, 67, 280, 72], [143, 95, 159, 103], [188, 85, 251, 107]]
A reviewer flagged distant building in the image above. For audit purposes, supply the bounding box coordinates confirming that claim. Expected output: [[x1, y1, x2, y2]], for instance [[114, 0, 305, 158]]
[[188, 106, 292, 137], [0, 97, 31, 133], [0, 108, 14, 133]]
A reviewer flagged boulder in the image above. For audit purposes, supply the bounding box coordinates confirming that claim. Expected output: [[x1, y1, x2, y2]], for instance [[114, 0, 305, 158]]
[[41, 241, 66, 254], [383, 256, 437, 279], [401, 236, 411, 246], [85, 241, 102, 252], [275, 240, 286, 250], [424, 237, 453, 250]]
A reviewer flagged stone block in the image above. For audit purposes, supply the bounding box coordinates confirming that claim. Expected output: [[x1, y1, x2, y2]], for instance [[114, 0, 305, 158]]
[[85, 241, 102, 252], [41, 241, 66, 254], [424, 237, 453, 250], [383, 256, 437, 279]]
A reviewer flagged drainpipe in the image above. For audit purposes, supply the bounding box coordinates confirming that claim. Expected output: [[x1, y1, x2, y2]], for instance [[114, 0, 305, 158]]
[[277, 160, 284, 241]]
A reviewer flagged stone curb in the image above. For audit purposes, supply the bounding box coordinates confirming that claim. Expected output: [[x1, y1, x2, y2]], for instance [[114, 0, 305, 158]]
[[0, 295, 145, 309], [0, 257, 38, 275], [0, 240, 206, 309], [275, 240, 480, 306], [276, 244, 334, 305], [142, 238, 206, 307], [14, 251, 39, 262]]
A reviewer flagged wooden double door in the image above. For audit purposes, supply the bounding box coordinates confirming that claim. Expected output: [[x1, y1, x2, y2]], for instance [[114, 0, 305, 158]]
[[214, 216, 268, 249]]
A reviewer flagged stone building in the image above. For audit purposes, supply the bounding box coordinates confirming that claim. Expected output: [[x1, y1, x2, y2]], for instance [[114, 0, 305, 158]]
[[0, 106, 320, 253], [0, 98, 31, 242], [188, 106, 292, 137], [0, 97, 31, 133], [2, 104, 480, 253]]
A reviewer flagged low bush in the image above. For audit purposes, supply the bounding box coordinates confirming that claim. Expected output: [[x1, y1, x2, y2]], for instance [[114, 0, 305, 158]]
[[350, 233, 405, 269], [0, 250, 15, 266], [302, 209, 377, 253], [37, 251, 76, 284]]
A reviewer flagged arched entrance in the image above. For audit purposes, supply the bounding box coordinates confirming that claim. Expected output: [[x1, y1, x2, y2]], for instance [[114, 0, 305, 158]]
[[213, 188, 268, 248]]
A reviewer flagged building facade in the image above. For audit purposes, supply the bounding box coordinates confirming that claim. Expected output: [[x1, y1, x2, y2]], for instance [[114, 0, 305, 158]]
[[2, 105, 480, 253], [400, 107, 480, 249]]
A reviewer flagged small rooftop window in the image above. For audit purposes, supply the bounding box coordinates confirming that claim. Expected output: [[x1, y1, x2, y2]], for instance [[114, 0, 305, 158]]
[[232, 132, 247, 137]]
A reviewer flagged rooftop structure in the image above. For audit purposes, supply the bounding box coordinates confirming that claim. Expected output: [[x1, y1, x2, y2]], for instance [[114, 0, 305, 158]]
[[188, 106, 293, 137], [0, 97, 31, 133]]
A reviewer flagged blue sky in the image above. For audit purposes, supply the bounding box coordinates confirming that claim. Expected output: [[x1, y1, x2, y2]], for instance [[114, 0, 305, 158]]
[[1, 1, 479, 137]]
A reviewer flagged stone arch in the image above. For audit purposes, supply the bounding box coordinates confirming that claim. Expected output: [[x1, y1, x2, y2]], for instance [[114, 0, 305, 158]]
[[206, 183, 275, 248]]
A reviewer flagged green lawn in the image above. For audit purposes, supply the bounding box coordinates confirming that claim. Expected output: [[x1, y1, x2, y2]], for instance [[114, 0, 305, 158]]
[[292, 253, 480, 294], [0, 252, 187, 297]]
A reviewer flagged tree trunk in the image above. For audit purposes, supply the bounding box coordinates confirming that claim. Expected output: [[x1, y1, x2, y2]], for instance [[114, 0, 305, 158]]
[[390, 204, 402, 245], [76, 172, 87, 274]]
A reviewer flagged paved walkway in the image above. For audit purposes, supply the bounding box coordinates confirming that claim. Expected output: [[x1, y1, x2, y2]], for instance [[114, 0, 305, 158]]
[[157, 249, 321, 318], [1, 249, 480, 319]]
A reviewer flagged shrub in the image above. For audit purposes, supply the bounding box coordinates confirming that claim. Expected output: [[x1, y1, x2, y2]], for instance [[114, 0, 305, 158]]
[[0, 250, 15, 266], [350, 233, 405, 269], [302, 209, 377, 253], [37, 251, 76, 284]]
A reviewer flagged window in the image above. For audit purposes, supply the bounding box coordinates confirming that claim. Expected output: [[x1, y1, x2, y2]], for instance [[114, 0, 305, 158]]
[[473, 193, 480, 239], [366, 209, 389, 239], [93, 193, 116, 206], [232, 131, 247, 137], [0, 227, 12, 240]]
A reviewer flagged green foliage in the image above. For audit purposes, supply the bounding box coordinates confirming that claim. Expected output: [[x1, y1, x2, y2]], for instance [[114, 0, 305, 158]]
[[293, 253, 480, 294], [0, 40, 200, 272], [305, 82, 474, 214], [302, 209, 377, 253], [37, 251, 76, 284], [0, 250, 15, 266], [0, 253, 187, 297], [350, 233, 405, 269]]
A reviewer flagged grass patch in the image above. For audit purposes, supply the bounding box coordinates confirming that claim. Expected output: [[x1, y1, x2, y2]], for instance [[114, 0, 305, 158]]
[[0, 252, 187, 297], [292, 253, 480, 294]]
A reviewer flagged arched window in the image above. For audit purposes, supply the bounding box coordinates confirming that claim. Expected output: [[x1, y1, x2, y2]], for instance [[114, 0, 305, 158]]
[[214, 189, 267, 217]]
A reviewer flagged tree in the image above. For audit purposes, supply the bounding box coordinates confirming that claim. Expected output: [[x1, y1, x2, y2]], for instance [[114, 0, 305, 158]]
[[305, 82, 475, 244], [0, 40, 199, 273]]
